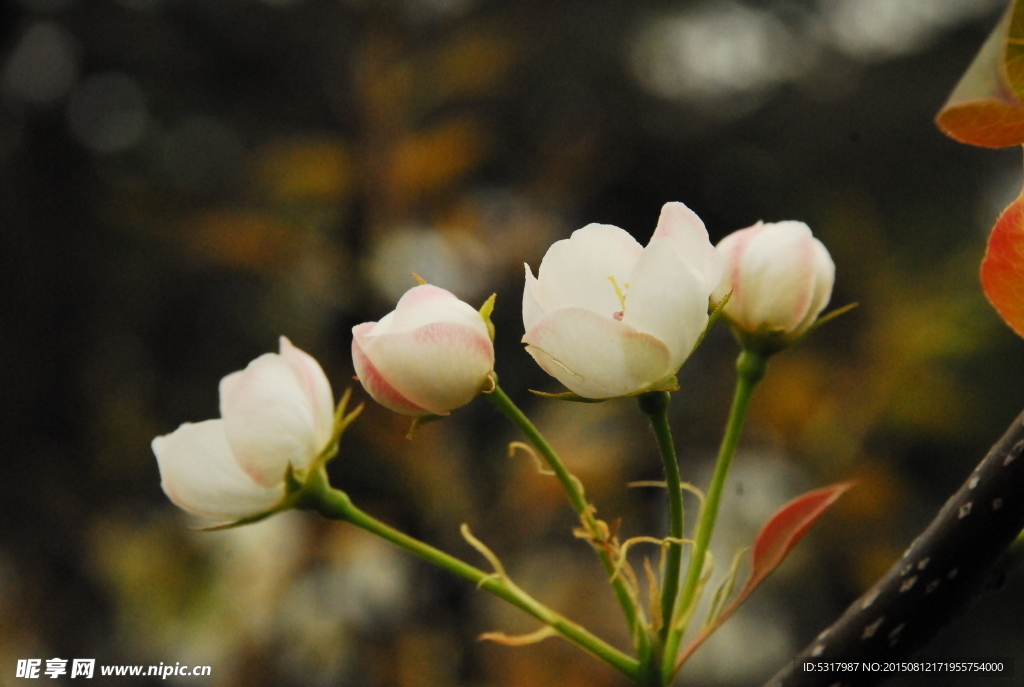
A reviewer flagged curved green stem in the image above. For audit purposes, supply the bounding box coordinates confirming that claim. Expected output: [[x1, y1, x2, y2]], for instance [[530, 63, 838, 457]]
[[304, 475, 639, 680], [490, 384, 588, 512], [662, 349, 767, 682], [488, 383, 652, 668], [637, 391, 683, 644]]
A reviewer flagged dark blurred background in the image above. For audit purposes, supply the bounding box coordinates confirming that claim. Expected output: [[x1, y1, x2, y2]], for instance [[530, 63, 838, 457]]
[[2, 0, 1024, 685]]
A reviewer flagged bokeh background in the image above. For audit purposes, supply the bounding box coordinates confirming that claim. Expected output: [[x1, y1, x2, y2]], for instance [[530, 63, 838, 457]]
[[2, 0, 1024, 685]]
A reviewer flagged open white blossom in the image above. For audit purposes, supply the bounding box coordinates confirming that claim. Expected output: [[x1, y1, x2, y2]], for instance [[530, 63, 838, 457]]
[[153, 337, 334, 521], [522, 202, 723, 399]]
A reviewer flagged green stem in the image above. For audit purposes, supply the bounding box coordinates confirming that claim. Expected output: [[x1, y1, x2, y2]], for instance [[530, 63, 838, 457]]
[[490, 384, 587, 512], [488, 384, 652, 669], [637, 391, 683, 644], [306, 478, 640, 680], [661, 349, 767, 682]]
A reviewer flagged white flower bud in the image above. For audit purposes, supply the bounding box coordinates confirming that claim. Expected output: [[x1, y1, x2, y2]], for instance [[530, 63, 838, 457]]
[[713, 220, 835, 344], [352, 284, 495, 417]]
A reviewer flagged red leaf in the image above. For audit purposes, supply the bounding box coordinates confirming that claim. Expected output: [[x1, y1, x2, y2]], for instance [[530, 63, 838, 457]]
[[936, 3, 1024, 148], [981, 189, 1024, 338], [935, 101, 1024, 149], [674, 482, 854, 673], [750, 482, 854, 581]]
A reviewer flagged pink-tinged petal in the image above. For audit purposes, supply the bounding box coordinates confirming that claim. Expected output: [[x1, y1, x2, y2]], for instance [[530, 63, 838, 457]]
[[791, 239, 835, 335], [363, 322, 494, 415], [717, 220, 836, 339], [220, 352, 324, 487], [522, 264, 547, 332], [738, 221, 819, 333], [531, 224, 643, 318], [382, 284, 489, 338], [219, 371, 244, 401], [153, 420, 285, 521], [623, 238, 710, 370], [352, 322, 431, 416], [523, 307, 671, 398], [278, 337, 335, 452], [714, 221, 763, 310], [651, 202, 723, 292]]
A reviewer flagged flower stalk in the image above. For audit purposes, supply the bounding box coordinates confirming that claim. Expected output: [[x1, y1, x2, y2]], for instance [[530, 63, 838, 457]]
[[662, 348, 767, 681], [636, 390, 684, 643], [488, 382, 653, 666], [301, 469, 640, 680]]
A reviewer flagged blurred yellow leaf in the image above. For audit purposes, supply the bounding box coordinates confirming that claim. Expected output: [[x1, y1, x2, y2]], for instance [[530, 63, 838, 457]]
[[254, 137, 352, 203], [187, 208, 296, 272], [426, 28, 516, 104], [390, 117, 486, 198]]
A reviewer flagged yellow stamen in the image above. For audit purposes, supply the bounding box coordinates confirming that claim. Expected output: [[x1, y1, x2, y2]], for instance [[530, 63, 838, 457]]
[[607, 276, 629, 313]]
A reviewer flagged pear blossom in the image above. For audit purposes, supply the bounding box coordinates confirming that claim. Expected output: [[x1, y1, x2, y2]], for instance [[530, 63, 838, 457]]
[[522, 202, 723, 399], [352, 284, 495, 417], [712, 220, 834, 345], [153, 337, 335, 521]]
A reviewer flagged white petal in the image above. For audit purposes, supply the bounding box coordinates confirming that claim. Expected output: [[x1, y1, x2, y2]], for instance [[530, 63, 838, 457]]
[[362, 322, 494, 415], [153, 420, 285, 520], [715, 222, 762, 318], [651, 202, 723, 293], [377, 284, 489, 338], [791, 238, 835, 334], [352, 322, 431, 416], [278, 337, 335, 452], [738, 221, 819, 332], [712, 222, 764, 306], [531, 224, 643, 317], [523, 307, 671, 398], [623, 238, 709, 369], [522, 264, 547, 332], [220, 352, 326, 487]]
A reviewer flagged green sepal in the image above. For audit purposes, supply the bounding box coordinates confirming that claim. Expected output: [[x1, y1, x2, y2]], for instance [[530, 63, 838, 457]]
[[194, 508, 283, 532], [284, 461, 304, 494], [193, 388, 365, 532], [193, 471, 302, 532], [528, 389, 607, 403], [690, 291, 732, 356], [734, 302, 859, 357], [703, 546, 747, 629], [325, 387, 364, 462], [479, 293, 497, 342], [529, 375, 678, 403], [632, 375, 679, 395], [408, 413, 446, 438], [802, 302, 858, 336]]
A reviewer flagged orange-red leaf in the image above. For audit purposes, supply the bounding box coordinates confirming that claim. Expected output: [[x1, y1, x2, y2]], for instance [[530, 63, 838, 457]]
[[936, 3, 1024, 148], [749, 482, 854, 580], [674, 482, 854, 673], [1004, 1, 1024, 100], [981, 188, 1024, 338], [936, 101, 1024, 149]]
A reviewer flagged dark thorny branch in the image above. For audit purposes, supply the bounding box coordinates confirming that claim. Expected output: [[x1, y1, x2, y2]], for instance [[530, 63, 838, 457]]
[[765, 410, 1024, 687]]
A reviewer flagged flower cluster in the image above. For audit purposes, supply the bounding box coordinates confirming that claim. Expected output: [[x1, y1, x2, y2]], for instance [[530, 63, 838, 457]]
[[153, 202, 835, 523]]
